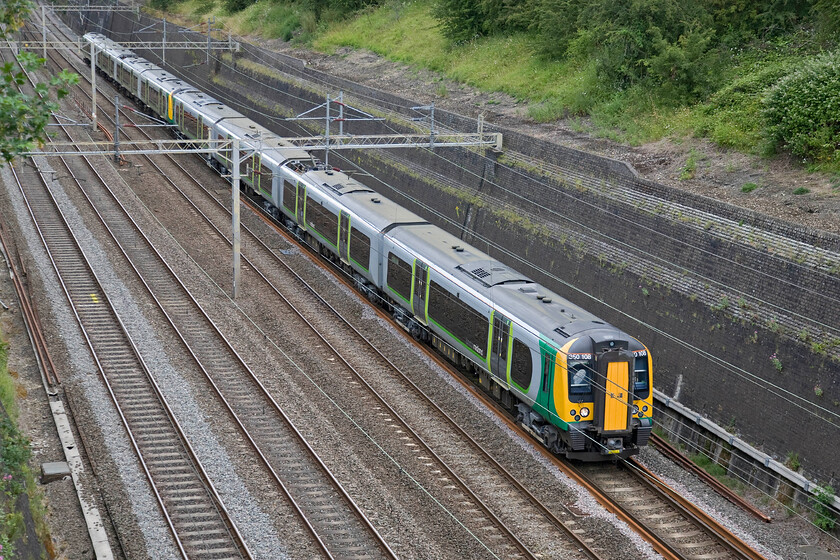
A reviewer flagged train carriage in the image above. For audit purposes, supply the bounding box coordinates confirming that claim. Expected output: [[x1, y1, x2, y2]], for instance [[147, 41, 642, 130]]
[[82, 32, 654, 461]]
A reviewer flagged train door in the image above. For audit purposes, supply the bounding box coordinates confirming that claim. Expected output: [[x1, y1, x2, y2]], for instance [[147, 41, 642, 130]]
[[167, 92, 174, 123], [296, 183, 306, 226], [593, 351, 633, 434], [490, 313, 510, 380], [338, 212, 350, 264], [536, 346, 556, 414], [412, 261, 429, 323]]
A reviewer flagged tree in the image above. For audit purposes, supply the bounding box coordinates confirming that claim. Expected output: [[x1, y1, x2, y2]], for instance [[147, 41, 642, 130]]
[[0, 0, 78, 164]]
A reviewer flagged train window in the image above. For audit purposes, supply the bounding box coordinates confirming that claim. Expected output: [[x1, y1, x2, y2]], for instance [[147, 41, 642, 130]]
[[568, 359, 594, 397], [387, 253, 412, 303], [220, 135, 232, 166], [428, 280, 489, 358], [634, 356, 650, 397], [306, 196, 338, 247], [257, 164, 272, 194], [349, 228, 371, 271], [183, 110, 198, 139], [510, 339, 531, 390], [283, 180, 296, 213], [148, 87, 160, 114]]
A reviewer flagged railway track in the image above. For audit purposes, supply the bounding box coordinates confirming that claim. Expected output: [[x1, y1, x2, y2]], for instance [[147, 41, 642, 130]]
[[573, 459, 765, 560], [30, 18, 613, 559], [12, 22, 396, 559], [6, 152, 250, 560], [649, 433, 772, 523]]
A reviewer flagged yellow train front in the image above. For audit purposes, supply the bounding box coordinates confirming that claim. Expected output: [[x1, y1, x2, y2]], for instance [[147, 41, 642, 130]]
[[517, 328, 653, 461]]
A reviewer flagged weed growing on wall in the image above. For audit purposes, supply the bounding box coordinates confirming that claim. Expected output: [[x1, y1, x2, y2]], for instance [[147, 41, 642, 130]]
[[785, 451, 801, 471]]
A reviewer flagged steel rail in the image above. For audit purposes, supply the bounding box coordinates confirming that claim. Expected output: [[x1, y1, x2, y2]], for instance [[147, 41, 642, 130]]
[[2, 36, 252, 560], [40, 22, 398, 558], [41, 20, 549, 558], [97, 72, 610, 559], [649, 433, 772, 523], [0, 224, 60, 387], [627, 458, 768, 560]]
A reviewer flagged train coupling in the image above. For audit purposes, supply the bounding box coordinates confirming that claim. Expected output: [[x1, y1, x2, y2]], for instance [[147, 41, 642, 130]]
[[602, 437, 625, 455]]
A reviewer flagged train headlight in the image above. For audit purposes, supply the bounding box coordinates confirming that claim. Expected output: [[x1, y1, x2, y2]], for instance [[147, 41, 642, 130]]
[[580, 407, 590, 418], [570, 409, 577, 417], [632, 405, 639, 415], [642, 405, 649, 412]]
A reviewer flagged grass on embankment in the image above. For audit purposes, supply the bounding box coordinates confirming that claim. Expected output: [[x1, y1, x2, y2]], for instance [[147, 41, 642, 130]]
[[311, 2, 813, 154], [159, 0, 835, 171]]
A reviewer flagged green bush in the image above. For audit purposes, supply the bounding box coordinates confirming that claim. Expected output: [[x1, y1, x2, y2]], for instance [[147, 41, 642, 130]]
[[706, 0, 811, 43], [149, 0, 176, 10], [764, 50, 840, 162], [813, 0, 840, 40], [812, 484, 837, 531], [224, 0, 255, 13]]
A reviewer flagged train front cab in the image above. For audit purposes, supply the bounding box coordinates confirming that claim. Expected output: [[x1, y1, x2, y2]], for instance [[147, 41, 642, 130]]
[[551, 332, 653, 461]]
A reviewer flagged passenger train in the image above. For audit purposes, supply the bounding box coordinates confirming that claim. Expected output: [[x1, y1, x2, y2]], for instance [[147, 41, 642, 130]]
[[83, 32, 653, 460]]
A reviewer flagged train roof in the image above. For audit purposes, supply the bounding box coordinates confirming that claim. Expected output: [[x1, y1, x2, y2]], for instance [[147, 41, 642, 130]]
[[181, 95, 243, 122], [305, 169, 426, 231], [85, 33, 135, 60], [261, 142, 312, 164], [388, 223, 611, 346], [141, 68, 193, 94]]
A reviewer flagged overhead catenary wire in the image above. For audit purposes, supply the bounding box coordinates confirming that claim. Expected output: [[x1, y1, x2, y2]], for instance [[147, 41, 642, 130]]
[[72, 11, 840, 433], [122, 34, 840, 431], [63, 17, 840, 535], [69, 8, 840, 532]]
